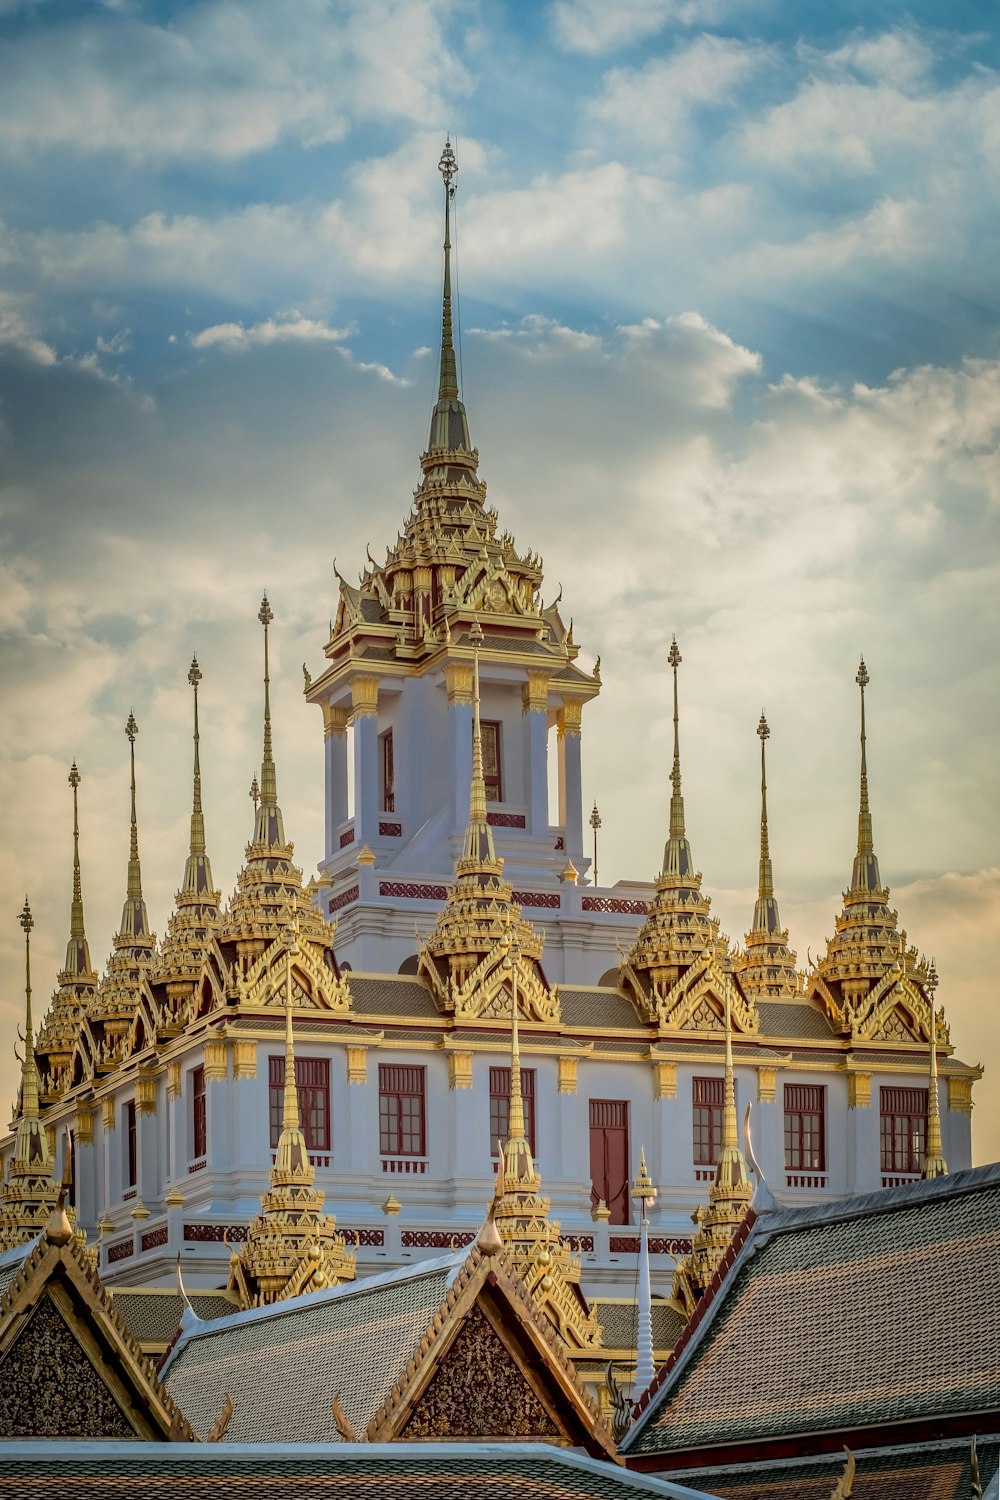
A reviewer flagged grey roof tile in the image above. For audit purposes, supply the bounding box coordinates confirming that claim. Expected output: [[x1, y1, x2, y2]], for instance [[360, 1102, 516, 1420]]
[[110, 1290, 238, 1347], [560, 989, 648, 1031], [756, 1001, 837, 1041], [348, 976, 440, 1019]]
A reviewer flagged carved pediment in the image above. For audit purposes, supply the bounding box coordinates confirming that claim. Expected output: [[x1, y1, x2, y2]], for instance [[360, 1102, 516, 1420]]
[[451, 947, 559, 1025], [657, 963, 758, 1036], [241, 938, 351, 1014], [852, 975, 944, 1045]]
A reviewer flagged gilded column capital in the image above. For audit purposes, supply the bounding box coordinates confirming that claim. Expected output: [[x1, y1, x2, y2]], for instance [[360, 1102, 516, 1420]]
[[167, 1060, 182, 1100], [137, 1069, 159, 1116], [203, 1037, 228, 1083], [101, 1097, 116, 1134], [947, 1075, 974, 1114], [346, 1044, 368, 1086], [557, 700, 583, 739], [652, 1060, 677, 1100], [557, 1056, 578, 1095], [75, 1103, 95, 1146], [847, 1072, 871, 1109], [447, 1051, 473, 1091], [233, 1039, 257, 1079], [521, 670, 549, 715], [756, 1065, 778, 1103], [350, 674, 380, 719], [444, 660, 474, 705], [322, 702, 351, 739]]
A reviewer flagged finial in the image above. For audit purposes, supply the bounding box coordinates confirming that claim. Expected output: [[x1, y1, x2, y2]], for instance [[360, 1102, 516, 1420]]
[[119, 711, 149, 941], [662, 636, 692, 878], [182, 654, 214, 896], [249, 774, 260, 811], [461, 617, 497, 868], [590, 801, 601, 886], [64, 761, 92, 974], [282, 921, 301, 1135], [254, 594, 286, 848], [722, 980, 738, 1154], [922, 995, 948, 1180], [436, 138, 459, 403], [633, 1143, 656, 1395], [14, 897, 47, 1165], [632, 1147, 656, 1214], [752, 711, 780, 934], [438, 137, 458, 188], [851, 656, 881, 892]]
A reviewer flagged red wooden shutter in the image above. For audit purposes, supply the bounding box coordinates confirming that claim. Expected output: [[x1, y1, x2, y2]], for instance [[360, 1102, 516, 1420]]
[[589, 1099, 630, 1224]]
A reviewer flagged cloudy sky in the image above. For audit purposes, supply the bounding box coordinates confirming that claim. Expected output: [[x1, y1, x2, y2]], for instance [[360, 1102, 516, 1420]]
[[1, 0, 997, 1157]]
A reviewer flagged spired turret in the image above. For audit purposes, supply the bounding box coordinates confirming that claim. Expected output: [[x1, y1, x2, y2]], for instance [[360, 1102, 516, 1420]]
[[0, 900, 61, 1251], [922, 981, 948, 1180], [87, 714, 157, 1071], [34, 764, 99, 1104], [808, 660, 940, 1046], [153, 656, 222, 1033], [671, 982, 753, 1316], [620, 640, 757, 1036], [735, 714, 800, 1000], [228, 925, 355, 1308]]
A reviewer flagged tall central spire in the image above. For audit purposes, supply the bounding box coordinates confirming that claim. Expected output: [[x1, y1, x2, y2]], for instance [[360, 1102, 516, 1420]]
[[753, 714, 779, 934], [438, 138, 459, 403], [663, 637, 693, 878], [851, 657, 881, 894], [425, 139, 473, 461], [64, 762, 92, 977], [120, 712, 149, 942], [182, 655, 215, 896], [254, 593, 286, 849]]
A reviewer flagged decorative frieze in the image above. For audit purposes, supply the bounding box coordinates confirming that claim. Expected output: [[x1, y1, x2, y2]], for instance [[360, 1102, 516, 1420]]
[[232, 1040, 257, 1080], [329, 884, 360, 913], [581, 896, 648, 916], [557, 1056, 578, 1095], [443, 661, 473, 705], [378, 881, 447, 901], [203, 1039, 228, 1083], [948, 1076, 974, 1114], [513, 891, 560, 909], [166, 1061, 182, 1101], [757, 1066, 778, 1104], [141, 1225, 169, 1252], [847, 1072, 871, 1109], [652, 1061, 677, 1100], [346, 1045, 368, 1086], [447, 1052, 473, 1091], [350, 674, 379, 719]]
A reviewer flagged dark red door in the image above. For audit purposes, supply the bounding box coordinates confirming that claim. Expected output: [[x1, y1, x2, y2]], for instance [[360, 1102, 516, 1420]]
[[589, 1099, 630, 1224]]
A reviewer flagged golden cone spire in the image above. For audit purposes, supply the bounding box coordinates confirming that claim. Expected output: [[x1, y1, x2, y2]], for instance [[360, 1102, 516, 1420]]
[[922, 977, 948, 1179], [437, 138, 459, 404], [64, 762, 92, 976], [120, 712, 150, 942], [181, 655, 215, 897], [851, 658, 881, 894], [663, 638, 693, 879], [254, 594, 286, 849], [464, 617, 499, 869], [504, 935, 535, 1185], [738, 714, 799, 999], [14, 899, 45, 1162]]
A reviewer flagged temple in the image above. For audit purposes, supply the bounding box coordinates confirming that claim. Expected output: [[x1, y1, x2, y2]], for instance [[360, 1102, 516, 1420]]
[[0, 145, 984, 1451]]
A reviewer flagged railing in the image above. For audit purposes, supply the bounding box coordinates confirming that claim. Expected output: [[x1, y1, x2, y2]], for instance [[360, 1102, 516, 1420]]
[[187, 1158, 206, 1174], [882, 1172, 920, 1188], [338, 824, 356, 849], [785, 1173, 828, 1189], [271, 1151, 331, 1169], [122, 1187, 137, 1201], [694, 1168, 713, 1183], [381, 1156, 427, 1175]]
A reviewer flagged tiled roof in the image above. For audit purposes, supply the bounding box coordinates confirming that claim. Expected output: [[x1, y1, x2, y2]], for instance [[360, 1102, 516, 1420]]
[[624, 1163, 1000, 1457], [561, 989, 648, 1031], [110, 1290, 238, 1347], [0, 1442, 723, 1499], [0, 1242, 30, 1300], [163, 1253, 465, 1442], [595, 1300, 686, 1353], [348, 976, 440, 1018], [756, 1001, 836, 1041], [670, 1434, 999, 1499]]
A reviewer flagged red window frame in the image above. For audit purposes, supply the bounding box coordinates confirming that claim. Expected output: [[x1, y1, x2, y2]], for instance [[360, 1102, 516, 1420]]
[[784, 1083, 826, 1171], [191, 1065, 206, 1160], [692, 1076, 724, 1166], [268, 1056, 331, 1152], [489, 1066, 536, 1157], [880, 1086, 928, 1174], [124, 1099, 137, 1188], [379, 1064, 426, 1156], [589, 1098, 630, 1225], [481, 719, 502, 803], [381, 728, 395, 814]]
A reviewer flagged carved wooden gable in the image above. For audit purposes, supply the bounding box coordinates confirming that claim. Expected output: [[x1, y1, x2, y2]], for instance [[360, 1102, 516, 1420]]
[[399, 1303, 560, 1440], [0, 1291, 137, 1439]]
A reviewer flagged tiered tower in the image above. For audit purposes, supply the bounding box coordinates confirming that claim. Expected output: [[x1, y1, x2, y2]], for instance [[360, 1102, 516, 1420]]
[[34, 765, 99, 1103], [736, 714, 800, 1000], [0, 900, 61, 1250], [228, 926, 356, 1307]]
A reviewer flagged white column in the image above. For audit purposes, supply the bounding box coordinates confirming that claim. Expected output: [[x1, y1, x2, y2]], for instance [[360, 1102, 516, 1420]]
[[136, 1101, 159, 1208], [559, 706, 584, 867], [523, 676, 549, 837], [324, 705, 350, 858], [848, 1076, 880, 1192], [451, 698, 473, 835], [351, 678, 380, 848]]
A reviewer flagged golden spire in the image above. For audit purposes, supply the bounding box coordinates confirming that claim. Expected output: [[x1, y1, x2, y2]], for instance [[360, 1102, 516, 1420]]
[[738, 715, 799, 999], [181, 655, 214, 897], [254, 594, 287, 849], [851, 657, 881, 894], [663, 637, 693, 879], [922, 976, 948, 1179], [423, 139, 474, 464], [119, 712, 150, 942], [752, 714, 779, 934], [463, 617, 499, 870], [275, 925, 308, 1175], [633, 1147, 656, 1395], [504, 933, 534, 1184], [64, 762, 92, 978], [720, 982, 742, 1162], [14, 898, 47, 1169], [437, 137, 459, 404]]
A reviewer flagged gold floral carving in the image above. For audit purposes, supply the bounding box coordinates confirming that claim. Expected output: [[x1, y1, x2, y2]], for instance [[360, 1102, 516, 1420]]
[[557, 1056, 578, 1095], [203, 1039, 228, 1083], [101, 1098, 115, 1135], [652, 1061, 677, 1100], [447, 1052, 473, 1091], [346, 1044, 368, 1086], [948, 1076, 974, 1115], [399, 1305, 560, 1440], [166, 1061, 181, 1101], [232, 1040, 257, 1080], [847, 1073, 872, 1109], [521, 671, 549, 715], [557, 700, 583, 738], [75, 1105, 94, 1147], [444, 661, 474, 705], [350, 674, 379, 719], [757, 1066, 777, 1104], [0, 1295, 136, 1439], [322, 702, 350, 739], [136, 1071, 158, 1117]]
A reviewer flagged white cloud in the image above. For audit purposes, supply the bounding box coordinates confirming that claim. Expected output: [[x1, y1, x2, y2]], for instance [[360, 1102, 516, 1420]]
[[0, 0, 471, 164], [189, 316, 352, 350], [550, 0, 725, 55]]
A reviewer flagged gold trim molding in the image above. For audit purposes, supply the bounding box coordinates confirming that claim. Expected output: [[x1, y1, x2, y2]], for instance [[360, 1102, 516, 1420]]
[[557, 700, 583, 739], [101, 1097, 116, 1134], [167, 1061, 182, 1101], [75, 1104, 95, 1146], [322, 702, 351, 739]]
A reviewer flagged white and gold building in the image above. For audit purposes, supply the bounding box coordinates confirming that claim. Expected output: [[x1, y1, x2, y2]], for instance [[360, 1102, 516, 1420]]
[[1, 145, 981, 1351]]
